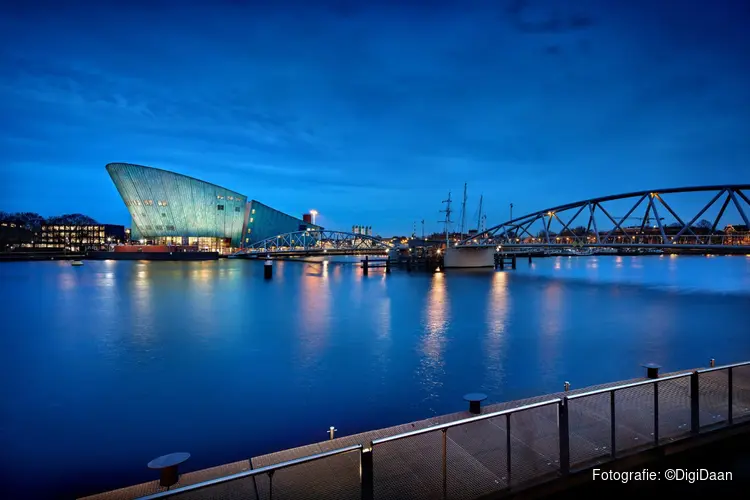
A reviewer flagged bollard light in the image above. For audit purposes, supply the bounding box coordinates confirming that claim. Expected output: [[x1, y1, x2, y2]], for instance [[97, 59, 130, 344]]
[[710, 358, 715, 368], [564, 381, 570, 392], [329, 426, 337, 440]]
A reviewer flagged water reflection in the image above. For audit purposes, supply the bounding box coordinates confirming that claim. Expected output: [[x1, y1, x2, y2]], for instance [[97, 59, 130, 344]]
[[131, 264, 154, 346], [418, 272, 449, 407], [484, 271, 509, 387], [57, 271, 77, 291], [539, 280, 563, 377], [297, 265, 331, 363]]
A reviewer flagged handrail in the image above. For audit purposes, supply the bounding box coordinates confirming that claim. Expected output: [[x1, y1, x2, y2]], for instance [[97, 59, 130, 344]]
[[134, 359, 750, 499], [566, 372, 691, 400], [136, 444, 363, 500], [372, 399, 561, 446], [697, 360, 750, 374]]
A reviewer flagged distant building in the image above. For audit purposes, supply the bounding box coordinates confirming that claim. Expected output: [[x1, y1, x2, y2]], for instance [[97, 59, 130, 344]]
[[0, 220, 35, 250], [36, 224, 126, 251], [352, 225, 372, 236], [724, 224, 750, 245], [106, 163, 320, 253]]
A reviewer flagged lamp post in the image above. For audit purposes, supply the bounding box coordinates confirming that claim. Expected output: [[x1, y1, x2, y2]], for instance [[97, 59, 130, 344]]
[[310, 209, 318, 225]]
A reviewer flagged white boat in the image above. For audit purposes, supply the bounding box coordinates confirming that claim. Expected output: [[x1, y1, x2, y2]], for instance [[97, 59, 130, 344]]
[[562, 247, 592, 256], [71, 260, 84, 266], [593, 247, 617, 255]]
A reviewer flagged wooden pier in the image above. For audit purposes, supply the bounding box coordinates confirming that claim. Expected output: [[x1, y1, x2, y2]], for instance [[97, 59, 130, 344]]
[[80, 362, 750, 500]]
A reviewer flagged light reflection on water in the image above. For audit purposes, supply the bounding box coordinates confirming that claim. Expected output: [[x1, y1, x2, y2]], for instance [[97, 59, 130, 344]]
[[0, 255, 749, 499], [483, 271, 509, 388], [419, 272, 449, 406], [298, 263, 332, 364]]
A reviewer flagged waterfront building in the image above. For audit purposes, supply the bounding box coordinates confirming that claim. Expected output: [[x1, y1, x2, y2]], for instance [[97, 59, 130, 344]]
[[106, 163, 319, 253], [0, 220, 35, 250], [36, 224, 126, 251]]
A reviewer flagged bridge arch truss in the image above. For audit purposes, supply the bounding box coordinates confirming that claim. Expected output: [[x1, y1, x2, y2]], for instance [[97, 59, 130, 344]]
[[457, 185, 750, 249]]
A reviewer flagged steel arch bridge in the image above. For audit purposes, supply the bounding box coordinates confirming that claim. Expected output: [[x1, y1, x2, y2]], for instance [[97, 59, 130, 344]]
[[457, 185, 750, 250], [233, 230, 394, 257]]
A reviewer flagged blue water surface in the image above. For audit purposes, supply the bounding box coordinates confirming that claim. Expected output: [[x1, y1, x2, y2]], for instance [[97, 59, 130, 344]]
[[0, 255, 748, 498]]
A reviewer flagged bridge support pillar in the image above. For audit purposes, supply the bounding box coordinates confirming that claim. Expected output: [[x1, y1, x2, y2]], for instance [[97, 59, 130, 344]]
[[264, 260, 273, 279], [362, 256, 369, 276], [512, 256, 517, 269], [528, 255, 532, 264], [385, 258, 391, 274]]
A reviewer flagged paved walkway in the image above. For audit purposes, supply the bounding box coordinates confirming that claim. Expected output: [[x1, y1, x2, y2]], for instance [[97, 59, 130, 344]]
[[81, 366, 750, 500]]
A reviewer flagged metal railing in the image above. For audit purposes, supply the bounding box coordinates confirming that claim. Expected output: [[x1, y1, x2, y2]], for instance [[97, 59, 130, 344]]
[[135, 360, 750, 500], [368, 399, 560, 499], [136, 444, 362, 500]]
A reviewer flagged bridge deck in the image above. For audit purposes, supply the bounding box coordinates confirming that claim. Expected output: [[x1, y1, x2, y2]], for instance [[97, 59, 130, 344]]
[[80, 366, 750, 500]]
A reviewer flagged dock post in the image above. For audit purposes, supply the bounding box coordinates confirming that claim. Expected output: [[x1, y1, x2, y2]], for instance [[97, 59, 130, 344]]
[[264, 260, 273, 280], [558, 397, 570, 475], [385, 258, 391, 274], [511, 256, 517, 269], [406, 259, 412, 272], [710, 358, 715, 367], [361, 444, 374, 500], [499, 258, 504, 270], [642, 363, 661, 379], [528, 255, 532, 264], [690, 371, 700, 434], [363, 256, 369, 276]]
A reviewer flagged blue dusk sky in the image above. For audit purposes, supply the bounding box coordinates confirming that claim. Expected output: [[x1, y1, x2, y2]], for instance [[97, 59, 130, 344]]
[[1, 0, 748, 235]]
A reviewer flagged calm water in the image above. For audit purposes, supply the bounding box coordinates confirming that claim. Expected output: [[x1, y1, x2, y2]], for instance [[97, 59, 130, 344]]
[[1, 255, 749, 498]]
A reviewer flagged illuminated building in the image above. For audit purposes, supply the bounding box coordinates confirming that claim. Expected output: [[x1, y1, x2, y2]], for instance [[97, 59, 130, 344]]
[[106, 163, 319, 253]]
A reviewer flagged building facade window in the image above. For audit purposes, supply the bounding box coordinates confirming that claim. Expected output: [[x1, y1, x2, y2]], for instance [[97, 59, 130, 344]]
[[217, 205, 224, 211], [144, 200, 154, 206], [166, 225, 175, 231], [235, 207, 241, 212]]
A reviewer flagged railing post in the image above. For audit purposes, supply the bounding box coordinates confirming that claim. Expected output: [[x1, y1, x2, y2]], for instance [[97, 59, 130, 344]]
[[361, 444, 373, 500], [690, 371, 700, 434], [653, 382, 659, 445], [442, 429, 448, 500], [505, 413, 512, 486], [610, 390, 616, 458], [268, 470, 274, 500], [558, 397, 570, 476], [728, 367, 734, 425]]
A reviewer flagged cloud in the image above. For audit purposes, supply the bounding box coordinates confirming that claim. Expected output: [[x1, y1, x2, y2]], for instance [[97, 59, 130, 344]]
[[0, 0, 749, 233]]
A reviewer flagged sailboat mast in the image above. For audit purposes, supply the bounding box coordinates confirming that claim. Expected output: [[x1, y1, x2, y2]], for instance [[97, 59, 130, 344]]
[[460, 183, 467, 237], [477, 195, 483, 232], [439, 191, 453, 247]]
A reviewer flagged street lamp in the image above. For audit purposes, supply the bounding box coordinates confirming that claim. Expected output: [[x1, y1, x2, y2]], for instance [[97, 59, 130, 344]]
[[310, 209, 318, 225]]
